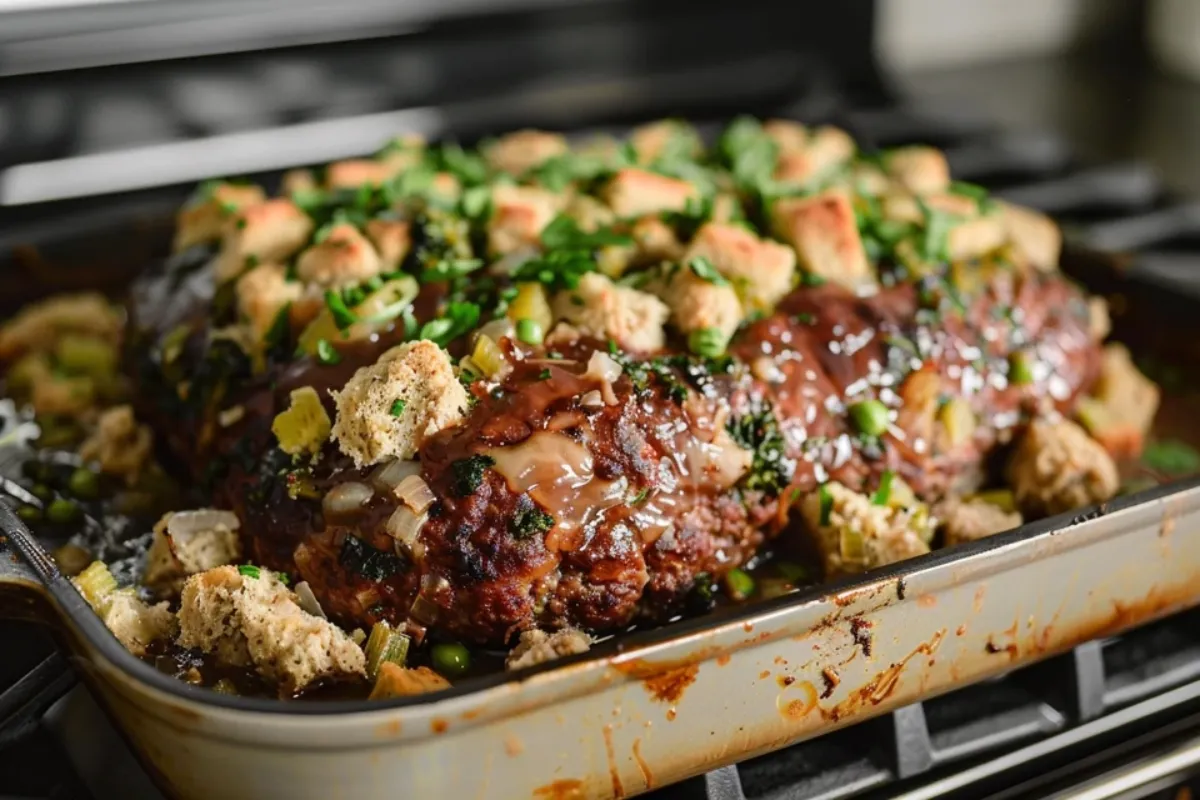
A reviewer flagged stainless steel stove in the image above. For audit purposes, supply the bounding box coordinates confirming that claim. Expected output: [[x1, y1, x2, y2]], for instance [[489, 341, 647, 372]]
[[4, 2, 1200, 798]]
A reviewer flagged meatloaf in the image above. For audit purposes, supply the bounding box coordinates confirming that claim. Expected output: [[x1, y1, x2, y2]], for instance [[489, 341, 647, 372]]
[[120, 118, 1136, 648]]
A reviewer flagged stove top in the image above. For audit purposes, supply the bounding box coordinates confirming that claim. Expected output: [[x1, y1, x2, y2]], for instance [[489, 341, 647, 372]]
[[5, 36, 1200, 800]]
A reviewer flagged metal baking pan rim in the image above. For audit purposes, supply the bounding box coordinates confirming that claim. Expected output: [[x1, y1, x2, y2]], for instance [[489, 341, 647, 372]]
[[9, 474, 1198, 728]]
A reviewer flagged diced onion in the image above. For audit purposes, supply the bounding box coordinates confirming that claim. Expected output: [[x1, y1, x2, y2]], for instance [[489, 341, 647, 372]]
[[294, 581, 326, 619], [409, 575, 449, 626], [579, 390, 604, 410], [585, 351, 623, 383], [491, 246, 539, 276], [386, 505, 428, 552], [355, 586, 381, 610], [474, 318, 515, 346], [167, 509, 240, 538], [369, 459, 421, 493], [394, 474, 435, 513], [322, 482, 374, 518]]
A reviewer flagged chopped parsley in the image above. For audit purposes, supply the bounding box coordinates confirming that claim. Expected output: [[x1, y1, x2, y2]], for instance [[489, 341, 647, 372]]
[[509, 500, 555, 539], [390, 399, 406, 417], [726, 403, 793, 495], [917, 200, 958, 263], [717, 116, 779, 194], [450, 454, 496, 497], [237, 564, 261, 579], [419, 257, 484, 283], [419, 301, 481, 347], [339, 535, 406, 581]]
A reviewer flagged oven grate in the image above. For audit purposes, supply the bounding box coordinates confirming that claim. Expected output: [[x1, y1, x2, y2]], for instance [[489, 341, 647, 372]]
[[3, 100, 1200, 799]]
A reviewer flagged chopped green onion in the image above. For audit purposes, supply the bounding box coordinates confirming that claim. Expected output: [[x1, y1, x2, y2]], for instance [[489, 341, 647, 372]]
[[67, 467, 99, 500], [688, 327, 727, 358], [848, 399, 889, 437], [315, 339, 341, 365], [364, 621, 412, 679], [237, 564, 261, 579], [688, 256, 730, 287], [390, 399, 406, 417], [46, 498, 80, 525], [431, 641, 471, 678], [723, 568, 755, 601], [871, 470, 895, 506], [818, 483, 833, 526], [515, 318, 544, 346], [324, 290, 358, 330], [1009, 351, 1036, 385]]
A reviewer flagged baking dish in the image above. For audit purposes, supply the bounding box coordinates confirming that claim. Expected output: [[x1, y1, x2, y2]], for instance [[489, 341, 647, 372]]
[[2, 118, 1199, 798], [3, 463, 1199, 799]]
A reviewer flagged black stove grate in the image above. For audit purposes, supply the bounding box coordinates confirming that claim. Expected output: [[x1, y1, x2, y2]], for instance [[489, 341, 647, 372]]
[[3, 100, 1200, 800]]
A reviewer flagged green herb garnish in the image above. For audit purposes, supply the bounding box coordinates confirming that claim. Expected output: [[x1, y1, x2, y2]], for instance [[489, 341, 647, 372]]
[[818, 483, 833, 526], [324, 290, 358, 330], [390, 399, 406, 417], [509, 501, 555, 539], [315, 339, 341, 365], [418, 301, 481, 347], [450, 454, 496, 497], [1142, 440, 1200, 476], [688, 255, 730, 287], [237, 564, 261, 579], [339, 535, 406, 581], [871, 470, 895, 506]]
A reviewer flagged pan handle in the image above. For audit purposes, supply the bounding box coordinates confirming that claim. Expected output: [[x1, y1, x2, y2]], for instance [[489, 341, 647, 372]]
[[0, 502, 61, 621]]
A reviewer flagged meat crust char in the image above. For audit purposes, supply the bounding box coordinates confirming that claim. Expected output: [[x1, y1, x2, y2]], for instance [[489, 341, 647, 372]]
[[207, 266, 1097, 645]]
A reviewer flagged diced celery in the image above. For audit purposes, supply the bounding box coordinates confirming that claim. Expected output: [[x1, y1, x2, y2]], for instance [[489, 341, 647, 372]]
[[364, 621, 411, 679], [506, 283, 553, 334]]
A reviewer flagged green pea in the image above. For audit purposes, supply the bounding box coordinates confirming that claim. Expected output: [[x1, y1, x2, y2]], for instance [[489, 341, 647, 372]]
[[16, 504, 42, 524], [848, 399, 889, 437], [46, 498, 81, 525], [431, 642, 471, 678], [515, 318, 544, 346], [68, 467, 100, 500], [723, 568, 755, 601], [30, 484, 54, 503], [688, 327, 727, 358]]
